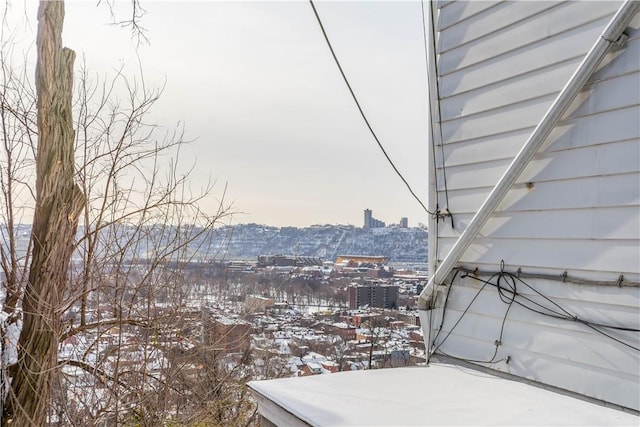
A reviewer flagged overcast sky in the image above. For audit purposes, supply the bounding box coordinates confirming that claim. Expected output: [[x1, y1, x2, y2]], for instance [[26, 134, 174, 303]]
[[8, 1, 430, 228]]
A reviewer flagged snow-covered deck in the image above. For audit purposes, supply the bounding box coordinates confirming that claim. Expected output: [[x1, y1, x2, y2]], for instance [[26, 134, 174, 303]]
[[247, 363, 639, 426]]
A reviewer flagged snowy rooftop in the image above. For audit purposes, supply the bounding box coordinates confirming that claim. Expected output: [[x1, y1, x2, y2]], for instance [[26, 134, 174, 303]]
[[247, 363, 638, 426]]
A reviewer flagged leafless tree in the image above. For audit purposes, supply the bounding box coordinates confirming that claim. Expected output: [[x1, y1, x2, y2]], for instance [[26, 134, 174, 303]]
[[3, 3, 84, 424], [0, 2, 261, 425], [329, 336, 349, 372], [362, 315, 389, 370]]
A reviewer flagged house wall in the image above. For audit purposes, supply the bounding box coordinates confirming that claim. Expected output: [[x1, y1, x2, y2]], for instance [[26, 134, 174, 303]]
[[205, 317, 251, 354], [426, 0, 640, 410]]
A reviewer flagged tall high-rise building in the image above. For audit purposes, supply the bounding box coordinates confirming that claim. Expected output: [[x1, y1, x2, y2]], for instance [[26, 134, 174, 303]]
[[364, 209, 373, 228], [363, 209, 385, 229], [400, 217, 408, 228]]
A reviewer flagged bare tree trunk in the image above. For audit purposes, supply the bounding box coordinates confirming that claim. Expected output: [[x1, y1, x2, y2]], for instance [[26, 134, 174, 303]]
[[2, 2, 83, 425]]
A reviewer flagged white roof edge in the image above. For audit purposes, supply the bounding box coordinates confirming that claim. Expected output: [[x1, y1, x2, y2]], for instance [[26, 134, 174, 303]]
[[248, 364, 639, 426], [250, 388, 312, 427]]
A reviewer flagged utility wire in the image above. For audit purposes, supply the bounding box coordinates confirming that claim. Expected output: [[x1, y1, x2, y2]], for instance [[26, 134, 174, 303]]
[[429, 2, 451, 211], [421, 0, 451, 223], [421, 0, 440, 211], [309, 0, 433, 216], [421, 0, 443, 268]]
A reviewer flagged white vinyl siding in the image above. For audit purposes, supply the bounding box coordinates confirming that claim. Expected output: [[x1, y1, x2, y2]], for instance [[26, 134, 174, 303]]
[[429, 0, 640, 410], [432, 0, 640, 275]]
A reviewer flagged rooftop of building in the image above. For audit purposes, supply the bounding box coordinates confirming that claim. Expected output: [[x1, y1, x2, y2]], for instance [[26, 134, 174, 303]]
[[248, 361, 638, 426]]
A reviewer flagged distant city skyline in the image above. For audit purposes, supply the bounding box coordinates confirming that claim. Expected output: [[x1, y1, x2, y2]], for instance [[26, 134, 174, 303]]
[[5, 1, 430, 228]]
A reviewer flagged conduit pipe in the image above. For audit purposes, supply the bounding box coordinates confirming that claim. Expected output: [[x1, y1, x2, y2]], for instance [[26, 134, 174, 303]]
[[418, 0, 640, 310], [424, 0, 441, 282]]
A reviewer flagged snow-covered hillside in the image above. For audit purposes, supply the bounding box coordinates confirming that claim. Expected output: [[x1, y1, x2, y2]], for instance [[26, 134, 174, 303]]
[[3, 223, 428, 263]]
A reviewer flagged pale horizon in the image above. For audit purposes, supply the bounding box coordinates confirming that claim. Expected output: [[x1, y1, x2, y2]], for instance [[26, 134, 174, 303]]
[[5, 1, 431, 228]]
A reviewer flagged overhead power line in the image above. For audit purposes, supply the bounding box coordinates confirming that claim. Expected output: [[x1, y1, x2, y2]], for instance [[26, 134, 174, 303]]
[[308, 0, 433, 216]]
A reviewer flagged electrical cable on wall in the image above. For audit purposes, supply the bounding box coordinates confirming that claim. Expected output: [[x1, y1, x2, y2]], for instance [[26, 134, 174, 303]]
[[422, 0, 453, 230], [420, 0, 444, 273], [420, 0, 442, 356], [429, 270, 512, 364], [432, 263, 640, 363], [468, 273, 640, 352]]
